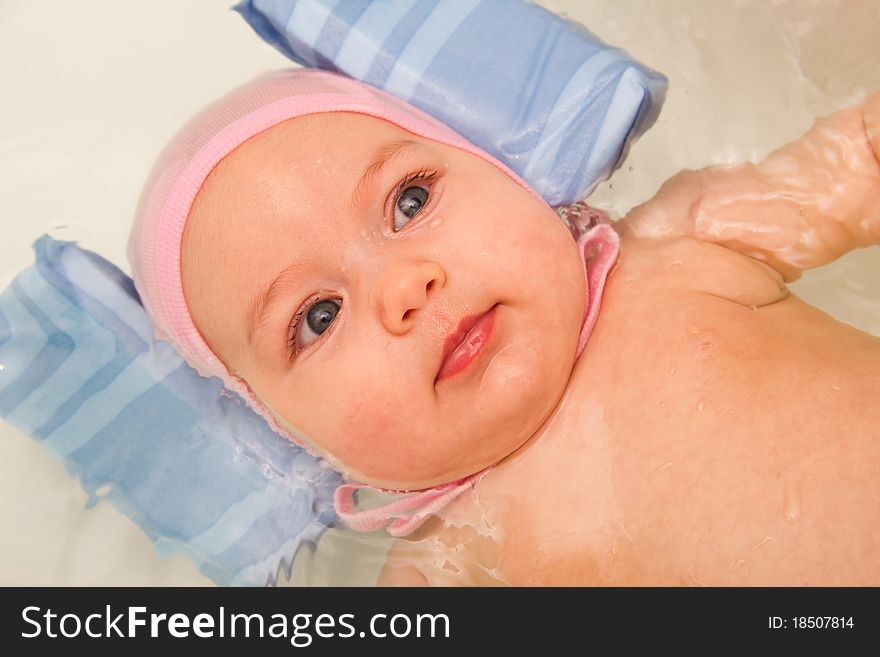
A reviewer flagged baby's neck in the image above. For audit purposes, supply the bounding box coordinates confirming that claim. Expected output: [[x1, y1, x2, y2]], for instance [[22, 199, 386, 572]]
[[480, 337, 598, 481], [474, 220, 621, 484], [334, 220, 621, 538]]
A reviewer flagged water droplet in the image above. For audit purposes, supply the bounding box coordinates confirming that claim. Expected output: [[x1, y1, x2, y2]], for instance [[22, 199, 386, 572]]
[[798, 208, 805, 216], [609, 183, 614, 189], [751, 536, 774, 551], [733, 558, 746, 571], [783, 482, 802, 523], [651, 462, 673, 475], [95, 484, 111, 497], [0, 363, 5, 371], [428, 217, 442, 229], [748, 304, 758, 311], [669, 366, 677, 375], [628, 166, 634, 171], [697, 401, 704, 413], [830, 384, 841, 391]]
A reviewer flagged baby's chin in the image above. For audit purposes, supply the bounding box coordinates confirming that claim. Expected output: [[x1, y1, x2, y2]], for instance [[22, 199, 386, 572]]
[[351, 429, 523, 491], [338, 430, 535, 491]]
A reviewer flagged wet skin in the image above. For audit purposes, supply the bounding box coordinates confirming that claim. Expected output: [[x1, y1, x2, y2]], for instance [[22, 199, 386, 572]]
[[178, 90, 880, 585], [384, 96, 880, 585], [409, 226, 880, 585], [181, 112, 586, 491]]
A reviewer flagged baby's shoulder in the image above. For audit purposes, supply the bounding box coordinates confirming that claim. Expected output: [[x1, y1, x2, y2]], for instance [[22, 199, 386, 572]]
[[611, 166, 791, 308], [613, 223, 789, 311]]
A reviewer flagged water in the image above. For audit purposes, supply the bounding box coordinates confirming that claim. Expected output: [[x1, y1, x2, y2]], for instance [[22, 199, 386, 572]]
[[0, 0, 878, 585], [547, 0, 880, 335], [783, 480, 803, 523]]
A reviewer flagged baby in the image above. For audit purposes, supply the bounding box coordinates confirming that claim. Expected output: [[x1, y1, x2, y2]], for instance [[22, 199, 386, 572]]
[[129, 69, 880, 586]]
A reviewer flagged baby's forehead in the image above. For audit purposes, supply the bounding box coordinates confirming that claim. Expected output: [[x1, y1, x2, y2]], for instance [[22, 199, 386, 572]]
[[202, 111, 443, 204], [192, 112, 440, 226], [236, 111, 424, 160]]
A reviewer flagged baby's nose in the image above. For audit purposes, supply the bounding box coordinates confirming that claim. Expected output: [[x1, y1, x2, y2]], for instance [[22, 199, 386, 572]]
[[377, 261, 446, 334]]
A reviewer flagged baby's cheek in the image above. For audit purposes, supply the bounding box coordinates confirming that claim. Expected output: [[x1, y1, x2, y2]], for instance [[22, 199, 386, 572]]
[[332, 393, 409, 468]]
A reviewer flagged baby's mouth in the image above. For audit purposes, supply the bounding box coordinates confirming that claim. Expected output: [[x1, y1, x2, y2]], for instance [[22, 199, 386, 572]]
[[435, 303, 499, 384]]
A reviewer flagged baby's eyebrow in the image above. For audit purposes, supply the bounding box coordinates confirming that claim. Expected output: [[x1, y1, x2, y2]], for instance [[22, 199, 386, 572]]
[[245, 139, 420, 352], [245, 260, 310, 351], [348, 139, 420, 213]]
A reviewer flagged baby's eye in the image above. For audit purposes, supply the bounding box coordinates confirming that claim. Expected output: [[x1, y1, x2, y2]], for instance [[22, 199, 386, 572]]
[[390, 168, 438, 231], [393, 184, 430, 231], [288, 297, 341, 357]]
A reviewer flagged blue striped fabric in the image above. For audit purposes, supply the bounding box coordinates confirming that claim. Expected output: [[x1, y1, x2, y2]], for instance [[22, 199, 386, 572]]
[[0, 236, 342, 586], [235, 0, 668, 205]]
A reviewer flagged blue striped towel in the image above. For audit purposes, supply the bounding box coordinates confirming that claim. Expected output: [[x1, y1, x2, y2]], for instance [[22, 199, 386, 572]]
[[235, 0, 668, 205], [0, 236, 342, 586]]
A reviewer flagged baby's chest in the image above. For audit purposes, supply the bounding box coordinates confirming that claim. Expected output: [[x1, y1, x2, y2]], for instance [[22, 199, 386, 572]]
[[430, 236, 877, 584], [489, 269, 880, 584], [429, 253, 782, 583]]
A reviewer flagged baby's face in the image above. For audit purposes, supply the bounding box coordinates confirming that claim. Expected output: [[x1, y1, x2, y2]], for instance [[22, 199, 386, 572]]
[[182, 112, 586, 489]]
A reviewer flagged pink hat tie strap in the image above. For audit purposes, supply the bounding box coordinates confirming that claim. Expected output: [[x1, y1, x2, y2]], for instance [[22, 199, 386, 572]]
[[333, 468, 492, 537]]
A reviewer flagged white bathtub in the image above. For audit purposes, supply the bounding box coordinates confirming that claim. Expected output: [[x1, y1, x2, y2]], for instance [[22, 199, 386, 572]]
[[1, 0, 878, 585]]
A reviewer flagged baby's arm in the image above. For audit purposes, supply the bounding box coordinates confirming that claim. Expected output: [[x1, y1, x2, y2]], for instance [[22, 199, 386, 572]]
[[624, 92, 880, 281]]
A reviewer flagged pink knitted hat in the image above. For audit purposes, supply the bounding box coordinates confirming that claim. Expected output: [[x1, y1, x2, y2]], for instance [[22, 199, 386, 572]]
[[127, 68, 546, 453]]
